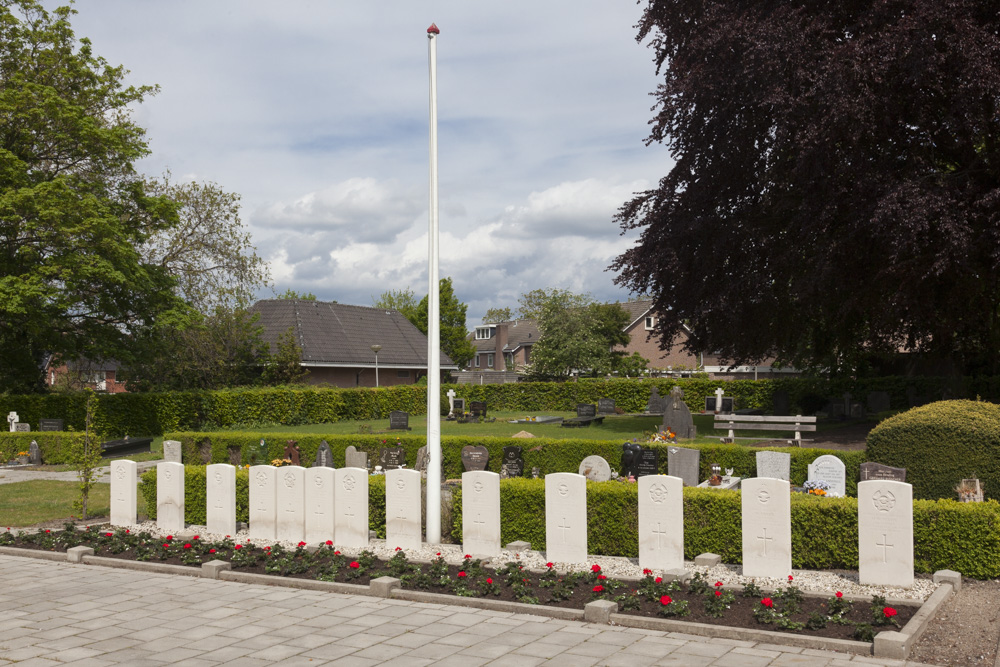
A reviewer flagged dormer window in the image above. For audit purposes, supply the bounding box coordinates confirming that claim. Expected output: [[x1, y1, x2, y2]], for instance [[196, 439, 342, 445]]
[[475, 326, 495, 340], [644, 316, 656, 330]]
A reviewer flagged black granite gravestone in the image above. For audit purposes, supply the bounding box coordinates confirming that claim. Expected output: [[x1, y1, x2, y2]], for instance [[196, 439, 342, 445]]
[[379, 446, 406, 470], [469, 401, 487, 417], [576, 404, 597, 418], [597, 398, 616, 414], [636, 448, 660, 477], [39, 419, 63, 432], [389, 411, 411, 430], [461, 445, 489, 471], [314, 440, 334, 468], [500, 446, 524, 479], [859, 462, 907, 482]]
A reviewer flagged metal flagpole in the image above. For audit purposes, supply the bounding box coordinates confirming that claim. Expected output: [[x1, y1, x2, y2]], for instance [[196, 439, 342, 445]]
[[425, 21, 442, 544]]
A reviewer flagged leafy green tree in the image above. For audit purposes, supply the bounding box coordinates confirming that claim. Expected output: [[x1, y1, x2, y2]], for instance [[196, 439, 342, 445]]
[[70, 389, 104, 520], [517, 288, 590, 321], [261, 327, 308, 385], [482, 307, 513, 323], [615, 352, 650, 377], [414, 278, 477, 368], [0, 2, 186, 392], [528, 294, 630, 377], [276, 289, 317, 300], [372, 288, 419, 322]]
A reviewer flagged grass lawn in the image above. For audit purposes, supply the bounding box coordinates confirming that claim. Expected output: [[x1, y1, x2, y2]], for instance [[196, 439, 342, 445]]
[[0, 480, 148, 528], [39, 437, 165, 472]]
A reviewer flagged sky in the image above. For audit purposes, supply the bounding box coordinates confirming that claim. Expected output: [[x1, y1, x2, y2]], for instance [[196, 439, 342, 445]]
[[62, 1, 672, 324]]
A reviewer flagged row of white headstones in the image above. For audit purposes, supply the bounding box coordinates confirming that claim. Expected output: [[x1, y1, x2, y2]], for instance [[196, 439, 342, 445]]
[[109, 461, 913, 588]]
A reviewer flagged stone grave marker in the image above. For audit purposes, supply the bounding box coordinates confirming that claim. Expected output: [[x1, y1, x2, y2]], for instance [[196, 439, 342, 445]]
[[867, 391, 891, 414], [314, 440, 335, 468], [389, 410, 410, 431], [576, 404, 597, 418], [110, 459, 137, 526], [415, 446, 429, 473], [254, 438, 269, 465], [705, 396, 735, 413], [500, 446, 524, 479], [304, 467, 335, 543], [667, 446, 700, 486], [156, 462, 185, 532], [772, 391, 790, 416], [454, 398, 466, 413], [335, 467, 370, 548], [276, 466, 306, 542], [386, 468, 422, 551], [249, 465, 277, 540], [462, 470, 501, 557], [756, 451, 791, 481], [636, 448, 660, 477], [446, 388, 457, 416], [14, 422, 29, 432], [39, 418, 63, 431], [808, 454, 846, 497], [461, 445, 489, 472], [206, 463, 237, 536], [646, 387, 667, 414], [662, 386, 697, 439], [597, 398, 616, 415], [621, 442, 642, 478], [742, 477, 792, 579], [859, 462, 907, 483], [163, 440, 182, 464], [345, 445, 368, 470], [638, 474, 684, 571], [545, 473, 587, 563], [858, 480, 913, 588], [283, 441, 301, 466], [7, 411, 18, 432], [469, 401, 487, 417], [379, 445, 406, 470], [578, 455, 611, 482], [531, 467, 540, 479], [28, 440, 41, 465]]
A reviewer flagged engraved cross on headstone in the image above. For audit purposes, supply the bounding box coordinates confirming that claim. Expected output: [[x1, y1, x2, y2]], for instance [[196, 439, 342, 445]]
[[652, 522, 669, 548], [876, 533, 893, 563], [7, 411, 18, 432], [758, 527, 773, 556], [557, 517, 571, 544], [473, 513, 486, 538]]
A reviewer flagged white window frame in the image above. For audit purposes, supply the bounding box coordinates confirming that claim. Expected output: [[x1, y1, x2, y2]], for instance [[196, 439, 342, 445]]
[[487, 353, 494, 368], [474, 355, 481, 368], [644, 316, 655, 330]]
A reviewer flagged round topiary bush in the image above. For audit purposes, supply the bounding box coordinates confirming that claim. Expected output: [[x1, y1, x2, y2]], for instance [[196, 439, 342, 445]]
[[866, 400, 1000, 500]]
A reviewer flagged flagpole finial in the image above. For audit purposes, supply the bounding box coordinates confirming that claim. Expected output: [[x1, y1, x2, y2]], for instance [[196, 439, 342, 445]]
[[427, 23, 439, 35]]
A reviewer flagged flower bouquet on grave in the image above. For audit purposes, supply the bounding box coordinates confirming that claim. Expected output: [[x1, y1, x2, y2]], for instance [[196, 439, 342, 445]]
[[802, 480, 830, 496]]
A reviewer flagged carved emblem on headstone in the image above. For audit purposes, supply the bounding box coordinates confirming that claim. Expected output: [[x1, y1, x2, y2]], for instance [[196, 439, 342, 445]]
[[648, 483, 668, 504], [283, 471, 296, 488], [255, 470, 268, 486], [757, 489, 770, 504], [872, 489, 896, 512]]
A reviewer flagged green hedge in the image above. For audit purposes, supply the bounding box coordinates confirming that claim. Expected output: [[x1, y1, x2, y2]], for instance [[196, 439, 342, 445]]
[[0, 432, 86, 465], [451, 482, 1000, 578], [3, 375, 993, 436], [164, 432, 867, 496]]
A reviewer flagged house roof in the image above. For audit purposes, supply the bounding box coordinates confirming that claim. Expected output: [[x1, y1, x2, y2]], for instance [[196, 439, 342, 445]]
[[471, 319, 541, 353], [251, 299, 456, 369], [619, 299, 655, 330]]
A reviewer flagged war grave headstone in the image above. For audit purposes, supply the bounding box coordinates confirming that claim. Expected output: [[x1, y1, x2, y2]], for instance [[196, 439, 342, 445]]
[[621, 442, 642, 478], [772, 391, 790, 417], [314, 440, 335, 468], [28, 440, 41, 465], [867, 391, 891, 415], [249, 465, 278, 540], [597, 398, 616, 415], [283, 441, 301, 466], [386, 468, 422, 551], [276, 466, 306, 542], [578, 455, 611, 482], [379, 445, 406, 470], [646, 387, 667, 414], [469, 401, 487, 417], [576, 403, 597, 418], [39, 418, 63, 431], [461, 445, 489, 472], [545, 473, 587, 563], [858, 480, 914, 587], [110, 459, 137, 527], [667, 446, 700, 487], [156, 462, 185, 532], [756, 451, 791, 481], [808, 454, 846, 497], [6, 411, 17, 432], [163, 440, 182, 464], [389, 410, 411, 431], [305, 467, 335, 543], [500, 446, 524, 479], [345, 445, 369, 470], [662, 386, 697, 439], [638, 474, 684, 571], [206, 463, 237, 536], [860, 462, 907, 483], [742, 477, 792, 579], [335, 467, 370, 548], [14, 422, 29, 432], [636, 448, 660, 477], [462, 470, 501, 557]]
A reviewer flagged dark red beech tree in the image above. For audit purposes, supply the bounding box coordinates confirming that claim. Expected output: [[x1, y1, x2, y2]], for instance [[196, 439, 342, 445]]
[[612, 1, 1000, 375]]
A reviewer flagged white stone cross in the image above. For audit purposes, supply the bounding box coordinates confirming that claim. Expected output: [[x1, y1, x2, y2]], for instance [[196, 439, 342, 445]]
[[7, 411, 18, 432], [446, 389, 456, 415], [876, 533, 894, 563], [714, 387, 725, 412], [652, 522, 669, 548], [758, 527, 773, 556]]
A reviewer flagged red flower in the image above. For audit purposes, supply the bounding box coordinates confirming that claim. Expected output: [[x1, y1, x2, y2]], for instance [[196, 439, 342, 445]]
[[654, 577, 663, 584], [457, 571, 467, 578], [642, 568, 652, 576], [264, 546, 271, 551], [660, 595, 672, 606], [335, 550, 341, 555], [105, 532, 113, 537], [546, 562, 554, 568], [788, 575, 793, 582], [209, 548, 216, 554], [166, 535, 173, 541], [714, 581, 723, 587], [162, 544, 170, 549], [193, 535, 200, 540], [436, 552, 441, 556], [884, 607, 897, 618], [349, 561, 360, 569], [835, 591, 843, 598], [591, 564, 601, 573], [592, 585, 604, 593], [760, 598, 774, 609], [597, 575, 606, 580], [298, 541, 307, 547], [486, 578, 493, 585], [45, 529, 50, 533], [464, 554, 471, 559], [395, 547, 401, 551], [234, 544, 242, 550], [714, 590, 722, 597], [326, 540, 333, 546], [183, 543, 192, 549], [125, 529, 130, 534]]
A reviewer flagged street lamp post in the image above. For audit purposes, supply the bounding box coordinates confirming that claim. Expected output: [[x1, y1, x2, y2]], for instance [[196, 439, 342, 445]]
[[371, 344, 382, 387]]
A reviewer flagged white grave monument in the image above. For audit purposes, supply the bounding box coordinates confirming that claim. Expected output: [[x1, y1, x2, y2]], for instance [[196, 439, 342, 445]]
[[206, 463, 237, 536], [545, 473, 587, 564], [741, 477, 792, 579], [462, 470, 501, 557], [304, 467, 335, 544], [858, 480, 914, 588], [109, 459, 137, 526], [446, 388, 456, 416], [808, 454, 847, 497], [156, 462, 185, 532], [162, 440, 182, 464], [756, 451, 791, 481], [248, 465, 277, 540], [335, 467, 369, 548], [638, 474, 684, 571], [386, 468, 423, 551], [714, 387, 725, 411], [7, 411, 18, 433], [276, 465, 306, 542]]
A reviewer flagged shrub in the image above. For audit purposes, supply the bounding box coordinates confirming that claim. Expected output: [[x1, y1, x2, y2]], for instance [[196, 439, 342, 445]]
[[866, 400, 1000, 500]]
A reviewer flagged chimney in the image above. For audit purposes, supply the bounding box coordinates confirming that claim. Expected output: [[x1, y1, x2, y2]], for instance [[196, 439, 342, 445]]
[[495, 323, 507, 371]]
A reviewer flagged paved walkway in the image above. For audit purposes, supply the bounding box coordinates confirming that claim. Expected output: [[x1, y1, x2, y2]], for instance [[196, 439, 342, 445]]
[[0, 555, 938, 667], [0, 461, 158, 485]]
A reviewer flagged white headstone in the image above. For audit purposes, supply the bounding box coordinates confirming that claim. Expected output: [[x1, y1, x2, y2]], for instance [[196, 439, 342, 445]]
[[545, 473, 587, 564], [446, 388, 456, 415], [808, 454, 847, 497], [858, 480, 913, 588], [7, 411, 18, 432], [249, 465, 277, 540], [386, 468, 422, 551], [578, 455, 611, 482], [462, 470, 501, 557], [335, 467, 369, 548], [756, 451, 791, 481], [275, 466, 306, 542], [741, 477, 792, 579], [638, 474, 684, 571], [304, 467, 335, 544], [109, 459, 137, 527], [156, 462, 185, 532], [162, 440, 182, 464], [714, 387, 725, 411], [206, 463, 237, 536]]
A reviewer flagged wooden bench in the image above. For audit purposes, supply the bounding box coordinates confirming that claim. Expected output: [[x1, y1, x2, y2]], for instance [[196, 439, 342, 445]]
[[713, 414, 816, 446]]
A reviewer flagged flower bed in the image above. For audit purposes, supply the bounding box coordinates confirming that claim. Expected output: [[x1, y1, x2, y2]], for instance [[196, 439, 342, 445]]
[[0, 525, 914, 643]]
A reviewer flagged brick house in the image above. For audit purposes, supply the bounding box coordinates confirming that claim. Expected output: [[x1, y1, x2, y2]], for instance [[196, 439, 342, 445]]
[[251, 299, 457, 387], [44, 358, 128, 393]]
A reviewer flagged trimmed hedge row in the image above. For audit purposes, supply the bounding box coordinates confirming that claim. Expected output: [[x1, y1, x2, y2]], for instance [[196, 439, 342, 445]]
[[1, 375, 989, 436], [164, 432, 867, 496], [451, 483, 1000, 579], [0, 432, 86, 465]]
